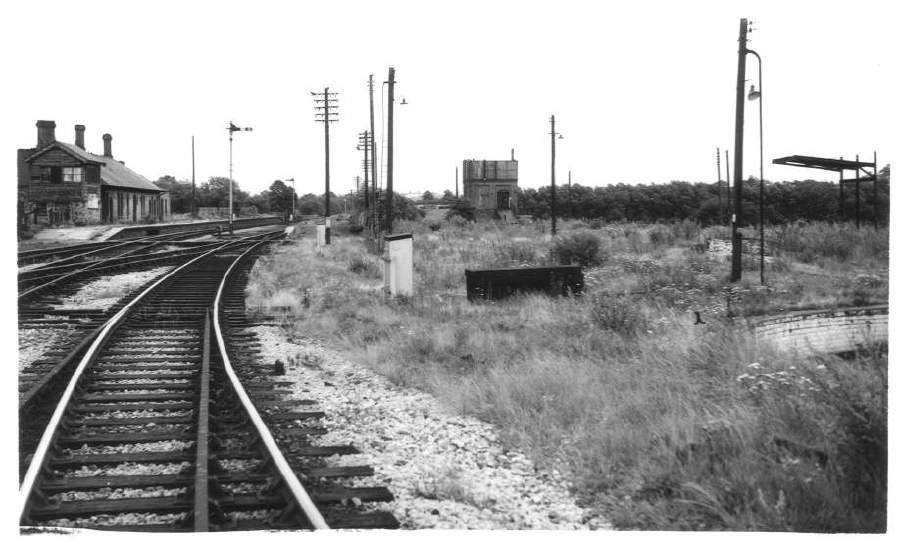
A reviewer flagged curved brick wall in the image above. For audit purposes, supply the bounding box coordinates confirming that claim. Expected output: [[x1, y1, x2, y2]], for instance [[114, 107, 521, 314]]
[[753, 305, 888, 355]]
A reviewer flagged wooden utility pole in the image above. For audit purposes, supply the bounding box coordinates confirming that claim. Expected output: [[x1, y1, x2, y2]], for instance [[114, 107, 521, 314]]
[[455, 166, 459, 199], [191, 135, 196, 218], [716, 147, 722, 223], [568, 170, 573, 218], [726, 149, 731, 218], [731, 18, 748, 282], [855, 154, 861, 229], [385, 67, 395, 234], [550, 114, 557, 236], [358, 131, 370, 213], [873, 151, 878, 229], [368, 74, 379, 235], [313, 87, 339, 225], [839, 157, 845, 221]]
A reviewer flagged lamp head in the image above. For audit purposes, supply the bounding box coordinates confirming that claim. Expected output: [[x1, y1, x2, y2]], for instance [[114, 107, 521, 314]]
[[748, 84, 761, 101]]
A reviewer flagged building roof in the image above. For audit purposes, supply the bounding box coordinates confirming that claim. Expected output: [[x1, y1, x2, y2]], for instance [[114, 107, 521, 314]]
[[24, 142, 163, 192]]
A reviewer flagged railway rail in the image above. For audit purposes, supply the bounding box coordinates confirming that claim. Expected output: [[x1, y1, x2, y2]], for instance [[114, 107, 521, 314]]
[[19, 230, 397, 531]]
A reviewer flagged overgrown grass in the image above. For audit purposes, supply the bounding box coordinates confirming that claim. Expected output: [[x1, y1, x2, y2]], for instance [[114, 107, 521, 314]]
[[246, 219, 887, 531]]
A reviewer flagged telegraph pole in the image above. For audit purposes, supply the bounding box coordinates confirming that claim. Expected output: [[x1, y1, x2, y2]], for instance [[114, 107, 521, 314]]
[[313, 87, 339, 242], [855, 154, 861, 229], [716, 147, 722, 223], [873, 151, 878, 229], [385, 67, 396, 234], [358, 131, 370, 214], [191, 136, 196, 218], [726, 149, 731, 219], [550, 115, 558, 235], [368, 75, 379, 235], [730, 18, 748, 282], [455, 166, 459, 199]]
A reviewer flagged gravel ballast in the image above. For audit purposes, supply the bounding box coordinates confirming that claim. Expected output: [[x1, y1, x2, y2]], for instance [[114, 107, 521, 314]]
[[57, 266, 173, 310], [250, 325, 610, 530]]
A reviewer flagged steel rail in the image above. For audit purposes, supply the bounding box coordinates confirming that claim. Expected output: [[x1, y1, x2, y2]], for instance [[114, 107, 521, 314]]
[[212, 235, 331, 530], [17, 230, 283, 522]]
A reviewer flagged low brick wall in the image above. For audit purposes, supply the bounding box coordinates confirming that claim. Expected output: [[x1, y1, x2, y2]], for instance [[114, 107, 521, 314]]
[[753, 305, 888, 355]]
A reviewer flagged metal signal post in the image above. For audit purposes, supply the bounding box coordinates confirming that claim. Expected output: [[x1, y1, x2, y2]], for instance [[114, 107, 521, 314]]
[[227, 122, 252, 235]]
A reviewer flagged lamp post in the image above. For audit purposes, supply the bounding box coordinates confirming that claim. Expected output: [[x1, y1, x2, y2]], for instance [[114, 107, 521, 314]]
[[284, 178, 295, 223], [747, 49, 764, 285], [227, 121, 252, 234]]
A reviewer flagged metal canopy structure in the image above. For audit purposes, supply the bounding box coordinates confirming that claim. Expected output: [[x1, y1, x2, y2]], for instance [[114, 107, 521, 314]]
[[772, 153, 881, 228], [772, 155, 874, 172]]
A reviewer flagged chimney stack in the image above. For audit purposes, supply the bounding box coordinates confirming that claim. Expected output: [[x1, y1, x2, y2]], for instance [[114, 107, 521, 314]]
[[103, 133, 113, 158], [511, 148, 515, 161], [75, 124, 86, 149], [36, 120, 56, 147]]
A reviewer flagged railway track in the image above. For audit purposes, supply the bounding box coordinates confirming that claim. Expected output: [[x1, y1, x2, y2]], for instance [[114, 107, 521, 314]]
[[19, 231, 397, 531], [18, 229, 222, 302]]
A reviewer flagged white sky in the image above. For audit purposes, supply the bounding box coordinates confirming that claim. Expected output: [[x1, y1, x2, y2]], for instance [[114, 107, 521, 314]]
[[2, 0, 894, 197]]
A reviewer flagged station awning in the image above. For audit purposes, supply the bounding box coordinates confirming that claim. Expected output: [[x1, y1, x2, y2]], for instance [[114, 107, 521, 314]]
[[772, 155, 875, 172]]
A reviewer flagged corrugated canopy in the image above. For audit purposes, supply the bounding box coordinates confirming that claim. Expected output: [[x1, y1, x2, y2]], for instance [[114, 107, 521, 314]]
[[772, 155, 875, 172]]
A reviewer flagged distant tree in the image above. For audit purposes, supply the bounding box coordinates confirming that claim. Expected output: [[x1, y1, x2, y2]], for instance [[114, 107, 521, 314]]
[[268, 180, 295, 218], [421, 190, 434, 202], [153, 175, 194, 214], [247, 190, 271, 214], [442, 189, 455, 201], [297, 193, 324, 216]]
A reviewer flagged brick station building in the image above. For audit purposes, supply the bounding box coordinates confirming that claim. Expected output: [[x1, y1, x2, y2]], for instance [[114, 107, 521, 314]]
[[17, 120, 170, 227]]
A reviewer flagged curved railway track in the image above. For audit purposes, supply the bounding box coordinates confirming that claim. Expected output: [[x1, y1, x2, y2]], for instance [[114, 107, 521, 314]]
[[18, 229, 222, 302], [19, 230, 397, 531]]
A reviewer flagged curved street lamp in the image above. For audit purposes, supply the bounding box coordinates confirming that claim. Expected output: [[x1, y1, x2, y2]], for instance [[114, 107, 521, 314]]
[[747, 49, 764, 285]]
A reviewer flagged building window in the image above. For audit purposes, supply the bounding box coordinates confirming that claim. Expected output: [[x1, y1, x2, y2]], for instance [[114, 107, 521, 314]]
[[31, 167, 51, 183], [62, 166, 84, 183]]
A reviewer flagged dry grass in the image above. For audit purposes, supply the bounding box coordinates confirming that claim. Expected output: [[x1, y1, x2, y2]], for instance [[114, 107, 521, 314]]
[[246, 219, 887, 531]]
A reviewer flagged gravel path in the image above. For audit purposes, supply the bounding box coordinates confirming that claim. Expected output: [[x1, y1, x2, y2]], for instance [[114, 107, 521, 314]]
[[250, 325, 610, 530], [57, 267, 172, 310]]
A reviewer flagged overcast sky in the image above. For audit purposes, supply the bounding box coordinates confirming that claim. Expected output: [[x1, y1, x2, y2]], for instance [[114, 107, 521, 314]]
[[2, 0, 893, 197]]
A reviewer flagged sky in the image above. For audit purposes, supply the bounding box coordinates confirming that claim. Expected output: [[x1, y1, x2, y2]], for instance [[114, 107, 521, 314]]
[[1, 0, 894, 198]]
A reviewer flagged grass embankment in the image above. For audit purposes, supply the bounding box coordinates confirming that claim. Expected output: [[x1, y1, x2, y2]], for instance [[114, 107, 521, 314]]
[[246, 220, 887, 531]]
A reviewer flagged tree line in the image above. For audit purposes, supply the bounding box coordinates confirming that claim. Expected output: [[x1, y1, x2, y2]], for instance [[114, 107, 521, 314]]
[[515, 168, 889, 226]]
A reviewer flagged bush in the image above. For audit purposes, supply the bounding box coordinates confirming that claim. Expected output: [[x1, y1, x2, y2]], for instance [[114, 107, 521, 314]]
[[448, 199, 476, 222], [347, 255, 380, 278], [589, 295, 648, 336], [550, 231, 608, 266], [428, 221, 442, 232]]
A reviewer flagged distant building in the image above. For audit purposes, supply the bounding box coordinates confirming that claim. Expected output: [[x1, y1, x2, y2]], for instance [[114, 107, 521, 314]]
[[17, 120, 170, 227], [462, 150, 518, 212]]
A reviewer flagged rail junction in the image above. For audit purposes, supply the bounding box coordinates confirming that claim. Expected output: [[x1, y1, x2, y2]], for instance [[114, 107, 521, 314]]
[[18, 222, 398, 531]]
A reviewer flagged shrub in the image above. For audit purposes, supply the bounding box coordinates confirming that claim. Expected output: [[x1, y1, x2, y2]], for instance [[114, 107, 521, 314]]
[[447, 214, 469, 228], [589, 295, 648, 336], [550, 231, 607, 266], [348, 223, 364, 234], [347, 255, 380, 278], [428, 221, 442, 232]]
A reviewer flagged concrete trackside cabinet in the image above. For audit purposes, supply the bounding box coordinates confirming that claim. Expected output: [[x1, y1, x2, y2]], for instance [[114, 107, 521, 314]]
[[383, 233, 413, 297], [316, 217, 332, 248]]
